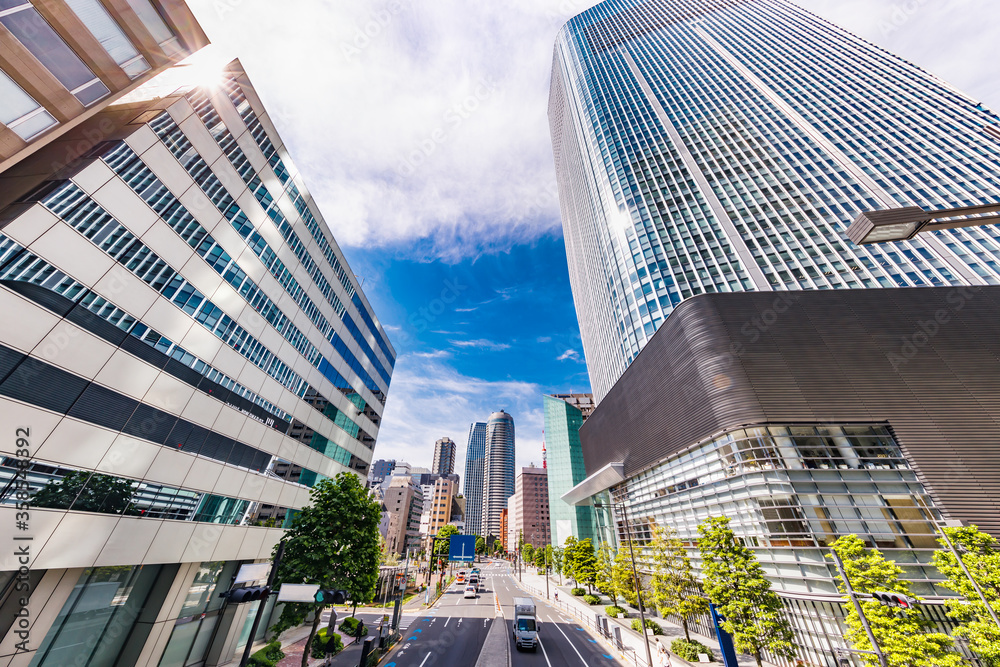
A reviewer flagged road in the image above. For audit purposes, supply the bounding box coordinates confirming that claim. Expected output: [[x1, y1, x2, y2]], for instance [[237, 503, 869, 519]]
[[373, 560, 620, 667]]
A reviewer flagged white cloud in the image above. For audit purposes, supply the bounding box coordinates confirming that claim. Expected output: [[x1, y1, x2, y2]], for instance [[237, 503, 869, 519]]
[[556, 348, 580, 361], [449, 338, 512, 351], [373, 353, 547, 478]]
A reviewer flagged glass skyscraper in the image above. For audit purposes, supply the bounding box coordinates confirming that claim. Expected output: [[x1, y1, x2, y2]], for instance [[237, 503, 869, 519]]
[[482, 410, 515, 540], [543, 394, 597, 546], [549, 0, 1000, 400], [463, 421, 487, 537]]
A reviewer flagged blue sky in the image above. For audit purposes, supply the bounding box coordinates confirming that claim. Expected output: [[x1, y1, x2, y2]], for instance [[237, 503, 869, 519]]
[[187, 0, 1000, 477]]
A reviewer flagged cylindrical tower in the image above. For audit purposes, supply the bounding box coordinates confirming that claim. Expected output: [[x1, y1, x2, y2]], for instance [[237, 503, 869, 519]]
[[481, 410, 515, 540]]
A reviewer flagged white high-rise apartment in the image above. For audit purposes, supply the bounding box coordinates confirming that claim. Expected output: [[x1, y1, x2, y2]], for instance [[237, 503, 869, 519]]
[[481, 410, 515, 540], [550, 0, 1000, 401]]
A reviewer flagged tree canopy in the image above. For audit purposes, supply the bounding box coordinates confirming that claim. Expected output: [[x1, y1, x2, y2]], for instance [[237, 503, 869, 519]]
[[649, 525, 707, 642], [698, 517, 797, 667], [830, 534, 962, 667], [571, 538, 598, 593], [270, 473, 381, 666]]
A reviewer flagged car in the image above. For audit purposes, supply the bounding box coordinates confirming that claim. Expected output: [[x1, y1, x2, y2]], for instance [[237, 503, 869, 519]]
[[469, 576, 479, 590], [456, 571, 466, 584], [464, 585, 477, 599]]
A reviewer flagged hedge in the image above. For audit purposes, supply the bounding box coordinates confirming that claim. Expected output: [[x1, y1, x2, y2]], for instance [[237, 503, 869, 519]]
[[570, 587, 586, 596], [583, 594, 601, 605], [248, 640, 285, 667], [310, 628, 344, 659], [605, 605, 626, 617], [631, 618, 663, 635], [671, 638, 715, 662], [339, 616, 362, 635]]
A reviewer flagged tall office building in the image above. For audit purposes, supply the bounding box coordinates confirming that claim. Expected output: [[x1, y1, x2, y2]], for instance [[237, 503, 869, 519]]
[[509, 466, 551, 550], [549, 0, 1000, 401], [481, 410, 515, 540], [431, 436, 456, 476], [0, 50, 395, 667], [462, 421, 487, 537], [543, 393, 597, 545]]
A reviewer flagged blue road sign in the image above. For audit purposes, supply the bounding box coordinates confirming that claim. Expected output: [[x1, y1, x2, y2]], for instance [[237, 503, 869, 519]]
[[448, 535, 477, 562]]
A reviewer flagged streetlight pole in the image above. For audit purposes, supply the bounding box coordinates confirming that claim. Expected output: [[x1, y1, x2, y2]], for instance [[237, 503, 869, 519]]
[[618, 501, 654, 667], [830, 548, 887, 667]]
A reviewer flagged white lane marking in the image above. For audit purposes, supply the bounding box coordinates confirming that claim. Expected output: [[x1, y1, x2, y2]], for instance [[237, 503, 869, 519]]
[[419, 652, 432, 667], [444, 617, 450, 627], [538, 637, 554, 667], [551, 618, 590, 667]]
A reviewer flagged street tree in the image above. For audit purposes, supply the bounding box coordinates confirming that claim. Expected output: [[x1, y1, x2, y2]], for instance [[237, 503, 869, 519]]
[[830, 534, 962, 667], [649, 525, 707, 642], [573, 538, 598, 593], [596, 542, 617, 604], [552, 546, 565, 584], [698, 517, 797, 667], [612, 542, 640, 606], [534, 546, 546, 569], [563, 536, 578, 582], [932, 525, 1000, 666], [270, 473, 381, 667], [492, 539, 503, 556], [431, 524, 459, 571], [523, 542, 535, 565], [476, 536, 486, 555]]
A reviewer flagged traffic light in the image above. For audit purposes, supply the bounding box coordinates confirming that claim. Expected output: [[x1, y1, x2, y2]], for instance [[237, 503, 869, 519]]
[[221, 585, 271, 603], [872, 591, 918, 609], [314, 589, 348, 604]]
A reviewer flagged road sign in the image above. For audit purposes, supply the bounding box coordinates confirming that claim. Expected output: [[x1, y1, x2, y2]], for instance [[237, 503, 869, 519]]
[[448, 535, 477, 562], [234, 563, 271, 584], [276, 584, 319, 602]]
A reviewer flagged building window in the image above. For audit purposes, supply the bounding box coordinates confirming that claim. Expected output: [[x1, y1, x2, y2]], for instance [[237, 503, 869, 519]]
[[0, 1, 110, 105], [0, 68, 57, 139], [123, 0, 181, 55], [64, 0, 150, 78]]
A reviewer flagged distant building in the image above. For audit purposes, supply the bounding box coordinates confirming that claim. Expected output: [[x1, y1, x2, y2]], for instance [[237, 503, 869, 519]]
[[509, 466, 550, 550], [482, 410, 515, 540], [544, 394, 597, 546], [432, 437, 457, 476], [427, 477, 458, 538], [370, 459, 397, 485], [463, 422, 488, 537], [383, 475, 424, 556]]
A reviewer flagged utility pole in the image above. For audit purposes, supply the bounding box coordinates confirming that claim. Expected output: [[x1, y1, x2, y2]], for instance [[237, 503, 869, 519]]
[[938, 521, 1000, 631], [545, 547, 550, 600], [619, 501, 654, 667], [238, 540, 285, 667], [830, 548, 887, 667]]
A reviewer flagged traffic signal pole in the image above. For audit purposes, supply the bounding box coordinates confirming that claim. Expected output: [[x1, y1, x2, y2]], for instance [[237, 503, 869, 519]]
[[239, 540, 285, 667], [830, 548, 887, 667]]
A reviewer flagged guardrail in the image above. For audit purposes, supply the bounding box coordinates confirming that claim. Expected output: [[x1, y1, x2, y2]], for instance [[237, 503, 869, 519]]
[[512, 580, 651, 667]]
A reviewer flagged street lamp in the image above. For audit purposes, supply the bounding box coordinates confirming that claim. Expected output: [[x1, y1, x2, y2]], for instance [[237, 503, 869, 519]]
[[846, 202, 1000, 245], [593, 500, 654, 667]]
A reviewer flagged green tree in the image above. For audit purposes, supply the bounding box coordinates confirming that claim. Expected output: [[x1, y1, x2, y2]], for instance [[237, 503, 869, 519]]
[[595, 542, 616, 604], [534, 547, 546, 568], [476, 536, 486, 555], [829, 534, 963, 667], [612, 543, 640, 606], [270, 473, 381, 667], [698, 517, 796, 667], [572, 538, 598, 593], [649, 525, 707, 642], [563, 536, 578, 582], [523, 542, 535, 565], [33, 471, 136, 515], [492, 539, 503, 556], [932, 525, 1000, 666], [434, 524, 460, 556], [552, 546, 565, 584]]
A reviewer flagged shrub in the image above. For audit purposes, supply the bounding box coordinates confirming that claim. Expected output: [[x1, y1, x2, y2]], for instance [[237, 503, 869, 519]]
[[671, 639, 714, 662], [570, 587, 586, 596], [339, 616, 361, 635], [583, 594, 601, 605], [605, 605, 626, 617], [311, 628, 344, 658], [248, 640, 285, 667], [631, 618, 663, 635]]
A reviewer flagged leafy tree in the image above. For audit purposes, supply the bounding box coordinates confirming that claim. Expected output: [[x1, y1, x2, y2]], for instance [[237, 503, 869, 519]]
[[649, 526, 707, 642], [492, 539, 503, 555], [544, 545, 553, 574], [932, 525, 1000, 666], [596, 542, 616, 604], [33, 471, 136, 515], [612, 542, 640, 606], [698, 517, 797, 667], [434, 524, 460, 556], [476, 536, 486, 555], [572, 538, 598, 594], [534, 547, 546, 568], [552, 546, 565, 584], [270, 473, 381, 667], [829, 534, 963, 667], [563, 536, 578, 582], [522, 542, 535, 565]]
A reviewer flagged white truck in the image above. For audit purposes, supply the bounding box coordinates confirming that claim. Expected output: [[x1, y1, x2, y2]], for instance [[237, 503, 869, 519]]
[[512, 597, 538, 651]]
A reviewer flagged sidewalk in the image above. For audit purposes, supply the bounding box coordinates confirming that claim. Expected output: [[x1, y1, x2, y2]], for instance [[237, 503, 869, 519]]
[[515, 569, 776, 667]]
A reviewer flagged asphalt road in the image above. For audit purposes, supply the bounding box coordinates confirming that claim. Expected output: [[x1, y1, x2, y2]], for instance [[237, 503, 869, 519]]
[[492, 567, 620, 667]]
